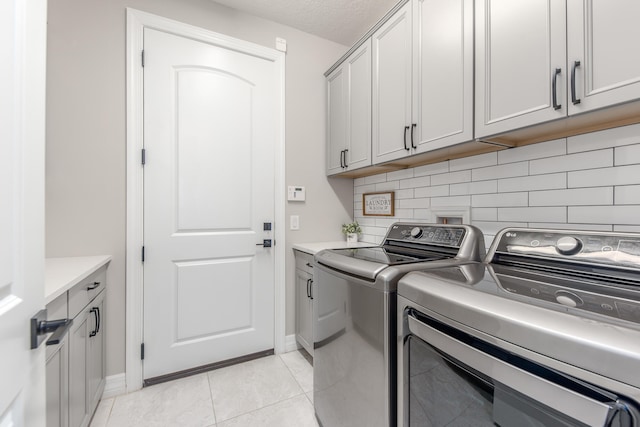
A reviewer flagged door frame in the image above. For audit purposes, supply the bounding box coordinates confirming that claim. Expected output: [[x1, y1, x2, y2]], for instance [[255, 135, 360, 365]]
[[125, 8, 286, 392]]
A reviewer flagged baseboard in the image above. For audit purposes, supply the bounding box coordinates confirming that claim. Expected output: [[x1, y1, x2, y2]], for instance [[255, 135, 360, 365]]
[[102, 373, 127, 399], [284, 334, 300, 353]]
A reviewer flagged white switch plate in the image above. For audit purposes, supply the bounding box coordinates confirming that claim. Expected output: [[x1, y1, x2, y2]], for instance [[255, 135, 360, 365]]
[[288, 186, 306, 201], [290, 215, 299, 230]]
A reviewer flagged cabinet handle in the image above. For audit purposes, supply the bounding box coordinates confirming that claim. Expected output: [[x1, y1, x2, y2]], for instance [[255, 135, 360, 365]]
[[339, 150, 344, 168], [343, 149, 348, 168], [306, 278, 311, 298], [309, 279, 314, 300], [403, 126, 410, 150], [96, 307, 101, 334], [89, 307, 99, 337], [87, 281, 100, 291], [305, 262, 313, 268], [410, 123, 416, 149], [571, 60, 581, 105], [552, 68, 562, 110]]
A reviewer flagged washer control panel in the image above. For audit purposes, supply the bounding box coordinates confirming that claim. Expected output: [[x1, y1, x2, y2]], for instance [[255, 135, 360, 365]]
[[492, 228, 640, 269], [386, 223, 466, 247], [495, 271, 640, 325]]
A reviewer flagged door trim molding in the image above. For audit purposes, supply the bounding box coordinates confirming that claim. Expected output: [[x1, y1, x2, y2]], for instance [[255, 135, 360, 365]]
[[125, 8, 286, 392]]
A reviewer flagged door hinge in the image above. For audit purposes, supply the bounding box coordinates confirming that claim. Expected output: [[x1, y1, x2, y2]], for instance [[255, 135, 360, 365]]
[[141, 343, 145, 360], [142, 246, 145, 263], [141, 50, 145, 67], [141, 148, 146, 165]]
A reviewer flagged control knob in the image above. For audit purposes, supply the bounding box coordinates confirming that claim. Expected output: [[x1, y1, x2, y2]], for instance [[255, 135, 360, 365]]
[[555, 290, 583, 308], [556, 236, 583, 255], [410, 227, 423, 239]]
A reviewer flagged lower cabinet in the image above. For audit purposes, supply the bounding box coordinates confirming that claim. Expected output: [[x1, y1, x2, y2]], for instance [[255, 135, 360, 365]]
[[69, 289, 105, 427], [46, 284, 70, 427], [46, 265, 107, 427], [294, 250, 314, 355]]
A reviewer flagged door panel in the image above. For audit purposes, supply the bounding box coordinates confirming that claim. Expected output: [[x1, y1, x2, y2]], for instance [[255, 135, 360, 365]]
[[414, 0, 473, 152], [176, 69, 252, 230], [143, 28, 278, 379], [175, 258, 252, 340], [476, 0, 567, 137], [372, 2, 413, 164], [568, 0, 640, 113]]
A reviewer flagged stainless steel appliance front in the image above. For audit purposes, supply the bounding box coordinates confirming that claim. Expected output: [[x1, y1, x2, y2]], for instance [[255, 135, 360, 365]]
[[313, 223, 486, 427], [397, 228, 640, 426]]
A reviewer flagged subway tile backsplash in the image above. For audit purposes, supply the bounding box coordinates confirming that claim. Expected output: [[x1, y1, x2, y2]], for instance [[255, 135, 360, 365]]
[[353, 123, 640, 246]]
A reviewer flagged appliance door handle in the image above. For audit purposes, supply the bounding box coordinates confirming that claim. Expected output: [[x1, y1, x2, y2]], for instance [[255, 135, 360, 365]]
[[407, 314, 620, 427], [552, 68, 562, 110], [571, 60, 581, 105], [403, 126, 410, 150]]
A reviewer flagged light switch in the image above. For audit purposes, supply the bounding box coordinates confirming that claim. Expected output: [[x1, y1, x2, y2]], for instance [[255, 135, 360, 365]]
[[288, 186, 306, 201], [290, 215, 299, 230]]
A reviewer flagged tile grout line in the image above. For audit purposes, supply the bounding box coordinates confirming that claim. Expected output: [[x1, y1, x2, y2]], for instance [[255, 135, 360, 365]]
[[206, 371, 219, 426]]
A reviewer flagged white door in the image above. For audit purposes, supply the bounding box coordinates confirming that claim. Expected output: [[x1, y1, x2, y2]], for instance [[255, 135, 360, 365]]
[[326, 65, 347, 175], [413, 0, 474, 153], [0, 0, 47, 425], [372, 2, 413, 164], [142, 28, 280, 379], [326, 39, 372, 176], [345, 40, 372, 172], [567, 0, 640, 114], [475, 0, 567, 138]]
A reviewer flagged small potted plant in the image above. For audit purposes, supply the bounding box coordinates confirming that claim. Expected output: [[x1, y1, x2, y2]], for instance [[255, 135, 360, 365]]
[[341, 221, 362, 243]]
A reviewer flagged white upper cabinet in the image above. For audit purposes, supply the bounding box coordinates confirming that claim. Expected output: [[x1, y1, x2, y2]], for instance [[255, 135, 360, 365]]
[[413, 0, 474, 154], [372, 0, 474, 164], [475, 0, 567, 138], [372, 2, 413, 164], [567, 0, 640, 114], [327, 40, 372, 175]]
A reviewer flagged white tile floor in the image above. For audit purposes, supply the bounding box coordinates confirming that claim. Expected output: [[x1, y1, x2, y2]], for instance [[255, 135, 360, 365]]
[[90, 351, 318, 427]]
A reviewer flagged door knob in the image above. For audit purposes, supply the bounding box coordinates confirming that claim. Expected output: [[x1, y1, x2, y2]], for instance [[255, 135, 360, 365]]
[[256, 239, 272, 247]]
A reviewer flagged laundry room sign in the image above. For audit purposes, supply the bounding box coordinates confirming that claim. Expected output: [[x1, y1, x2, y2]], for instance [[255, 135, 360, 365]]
[[363, 191, 395, 216]]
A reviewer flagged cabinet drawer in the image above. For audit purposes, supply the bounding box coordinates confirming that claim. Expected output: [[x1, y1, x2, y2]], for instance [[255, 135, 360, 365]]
[[68, 267, 106, 319], [294, 250, 314, 275]]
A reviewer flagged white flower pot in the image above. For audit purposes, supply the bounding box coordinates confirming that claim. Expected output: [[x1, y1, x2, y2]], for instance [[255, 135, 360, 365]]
[[346, 233, 358, 243]]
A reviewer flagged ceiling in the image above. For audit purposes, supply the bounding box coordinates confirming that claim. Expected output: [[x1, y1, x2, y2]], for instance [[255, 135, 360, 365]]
[[210, 0, 399, 46]]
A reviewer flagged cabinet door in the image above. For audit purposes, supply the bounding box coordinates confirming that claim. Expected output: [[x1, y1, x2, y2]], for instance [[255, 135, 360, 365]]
[[413, 0, 473, 153], [295, 268, 313, 355], [372, 2, 413, 164], [68, 309, 89, 427], [46, 340, 69, 427], [475, 0, 567, 138], [327, 65, 347, 175], [344, 40, 372, 171], [567, 0, 640, 114], [86, 291, 106, 419]]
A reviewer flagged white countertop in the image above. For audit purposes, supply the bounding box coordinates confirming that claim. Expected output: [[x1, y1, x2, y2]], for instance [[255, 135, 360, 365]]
[[292, 241, 374, 255], [45, 255, 112, 304]]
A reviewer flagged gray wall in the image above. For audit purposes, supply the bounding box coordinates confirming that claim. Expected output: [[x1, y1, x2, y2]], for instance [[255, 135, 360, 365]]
[[46, 0, 352, 377]]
